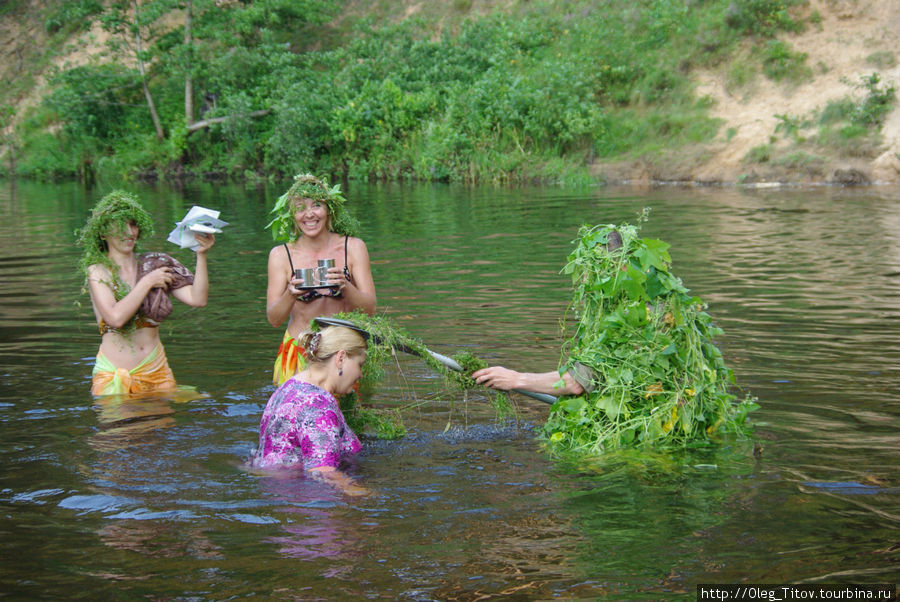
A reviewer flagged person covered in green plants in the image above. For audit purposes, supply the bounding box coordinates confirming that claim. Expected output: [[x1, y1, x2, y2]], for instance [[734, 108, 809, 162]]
[[474, 215, 757, 455], [266, 174, 376, 385], [77, 190, 215, 396]]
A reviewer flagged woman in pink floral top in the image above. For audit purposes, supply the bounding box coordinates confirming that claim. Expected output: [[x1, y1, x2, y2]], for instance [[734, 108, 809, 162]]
[[251, 325, 369, 495]]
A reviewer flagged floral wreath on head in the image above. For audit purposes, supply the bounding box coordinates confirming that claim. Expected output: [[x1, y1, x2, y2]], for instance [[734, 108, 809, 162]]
[[266, 173, 360, 242], [75, 190, 155, 293]]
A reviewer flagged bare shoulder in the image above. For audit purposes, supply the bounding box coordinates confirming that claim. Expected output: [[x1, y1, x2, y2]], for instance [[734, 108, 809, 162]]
[[268, 243, 290, 262], [346, 236, 369, 255], [87, 263, 112, 281]]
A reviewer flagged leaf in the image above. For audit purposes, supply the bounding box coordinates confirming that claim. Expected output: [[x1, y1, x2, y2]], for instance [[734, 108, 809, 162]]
[[645, 268, 666, 299], [622, 264, 648, 300], [657, 270, 688, 294], [595, 395, 620, 420], [633, 238, 671, 271], [562, 396, 586, 413]]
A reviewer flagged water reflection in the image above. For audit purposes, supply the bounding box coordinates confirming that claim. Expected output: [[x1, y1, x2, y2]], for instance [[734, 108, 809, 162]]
[[98, 520, 224, 560], [257, 473, 364, 561], [89, 391, 195, 451]]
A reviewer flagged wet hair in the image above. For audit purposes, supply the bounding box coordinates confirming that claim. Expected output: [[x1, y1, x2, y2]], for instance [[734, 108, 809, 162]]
[[266, 173, 360, 242], [75, 190, 155, 289], [298, 325, 367, 363]]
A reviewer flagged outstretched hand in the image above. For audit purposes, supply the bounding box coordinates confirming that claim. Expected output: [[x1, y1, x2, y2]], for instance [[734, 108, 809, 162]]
[[471, 366, 521, 391]]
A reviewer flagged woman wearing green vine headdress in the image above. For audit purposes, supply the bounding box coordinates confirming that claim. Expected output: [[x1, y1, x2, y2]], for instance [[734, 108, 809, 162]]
[[77, 190, 215, 396], [266, 174, 376, 385]]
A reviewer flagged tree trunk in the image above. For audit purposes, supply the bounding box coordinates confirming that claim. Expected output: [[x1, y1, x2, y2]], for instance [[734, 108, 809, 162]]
[[133, 0, 165, 141], [184, 0, 194, 126]]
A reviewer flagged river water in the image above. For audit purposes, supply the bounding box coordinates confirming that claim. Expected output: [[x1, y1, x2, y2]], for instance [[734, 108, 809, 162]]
[[0, 179, 897, 599]]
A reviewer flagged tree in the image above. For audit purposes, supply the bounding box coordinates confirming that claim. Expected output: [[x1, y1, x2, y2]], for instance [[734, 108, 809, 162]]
[[184, 0, 194, 126], [101, 0, 169, 140]]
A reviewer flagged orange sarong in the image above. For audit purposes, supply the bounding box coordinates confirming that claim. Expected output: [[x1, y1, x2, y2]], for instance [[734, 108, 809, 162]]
[[273, 329, 308, 386], [91, 341, 177, 396]]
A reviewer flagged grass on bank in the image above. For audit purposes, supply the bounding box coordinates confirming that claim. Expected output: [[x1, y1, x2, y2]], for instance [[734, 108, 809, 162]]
[[1, 0, 834, 184], [742, 72, 897, 167]]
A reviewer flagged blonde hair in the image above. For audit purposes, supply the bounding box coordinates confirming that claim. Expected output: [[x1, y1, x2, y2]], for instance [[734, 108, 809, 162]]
[[298, 326, 367, 363]]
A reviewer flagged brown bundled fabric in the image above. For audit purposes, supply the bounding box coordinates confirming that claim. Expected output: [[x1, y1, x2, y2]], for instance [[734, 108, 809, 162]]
[[136, 252, 194, 323]]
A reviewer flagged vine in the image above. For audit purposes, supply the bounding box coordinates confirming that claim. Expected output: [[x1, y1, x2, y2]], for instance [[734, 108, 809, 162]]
[[312, 311, 513, 439]]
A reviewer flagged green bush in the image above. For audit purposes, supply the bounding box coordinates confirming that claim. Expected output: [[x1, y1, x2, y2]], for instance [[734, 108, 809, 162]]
[[850, 73, 896, 128], [17, 0, 824, 183], [760, 40, 811, 83], [44, 0, 103, 34], [724, 0, 805, 37], [819, 98, 856, 125], [744, 144, 772, 163]]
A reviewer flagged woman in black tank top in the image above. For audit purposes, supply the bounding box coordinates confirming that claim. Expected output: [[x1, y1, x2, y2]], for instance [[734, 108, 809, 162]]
[[264, 174, 377, 385]]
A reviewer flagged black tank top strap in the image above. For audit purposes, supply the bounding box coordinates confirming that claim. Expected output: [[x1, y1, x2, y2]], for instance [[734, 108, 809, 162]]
[[283, 243, 295, 273], [343, 235, 352, 281]]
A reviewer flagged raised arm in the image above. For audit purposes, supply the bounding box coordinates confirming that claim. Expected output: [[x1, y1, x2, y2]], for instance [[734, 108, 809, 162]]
[[171, 233, 214, 308]]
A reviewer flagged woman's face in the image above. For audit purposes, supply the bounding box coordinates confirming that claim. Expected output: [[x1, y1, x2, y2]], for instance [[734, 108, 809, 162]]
[[103, 219, 139, 253], [292, 197, 330, 238], [336, 350, 366, 395]]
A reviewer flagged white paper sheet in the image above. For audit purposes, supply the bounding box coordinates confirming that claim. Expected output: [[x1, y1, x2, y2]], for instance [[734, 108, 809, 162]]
[[167, 206, 229, 250]]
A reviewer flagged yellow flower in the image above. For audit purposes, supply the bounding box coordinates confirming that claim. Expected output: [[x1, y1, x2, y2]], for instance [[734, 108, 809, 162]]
[[662, 406, 677, 433]]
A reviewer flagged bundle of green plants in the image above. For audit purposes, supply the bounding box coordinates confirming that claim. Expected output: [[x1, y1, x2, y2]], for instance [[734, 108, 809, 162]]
[[311, 311, 512, 439], [546, 210, 758, 456]]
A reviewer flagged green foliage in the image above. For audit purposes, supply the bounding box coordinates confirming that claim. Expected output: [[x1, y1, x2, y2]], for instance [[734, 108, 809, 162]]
[[0, 103, 15, 138], [45, 64, 143, 140], [16, 0, 814, 182], [725, 52, 758, 94], [850, 73, 896, 128], [806, 73, 896, 158], [44, 0, 103, 34], [774, 113, 810, 142], [819, 97, 856, 125], [543, 212, 757, 456], [760, 40, 811, 83], [266, 173, 360, 241], [594, 105, 720, 158], [724, 0, 805, 37], [312, 311, 513, 438], [744, 143, 772, 163], [773, 150, 824, 174], [74, 190, 155, 291]]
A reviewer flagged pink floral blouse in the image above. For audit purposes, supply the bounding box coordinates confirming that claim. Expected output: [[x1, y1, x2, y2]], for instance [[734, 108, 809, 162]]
[[251, 379, 361, 470]]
